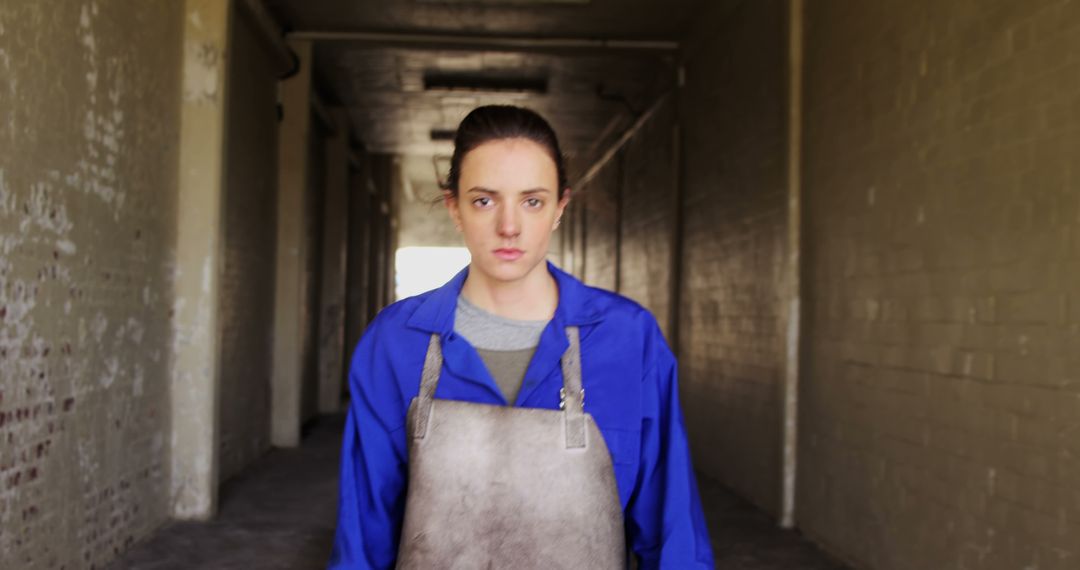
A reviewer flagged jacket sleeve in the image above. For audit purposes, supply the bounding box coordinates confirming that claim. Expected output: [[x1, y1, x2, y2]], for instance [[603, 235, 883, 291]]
[[328, 318, 409, 569], [626, 322, 715, 569]]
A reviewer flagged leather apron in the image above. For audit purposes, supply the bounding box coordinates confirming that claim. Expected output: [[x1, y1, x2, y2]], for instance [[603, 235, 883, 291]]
[[396, 326, 626, 569]]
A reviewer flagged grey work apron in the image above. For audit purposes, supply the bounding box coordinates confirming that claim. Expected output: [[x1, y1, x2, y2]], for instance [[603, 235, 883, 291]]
[[396, 326, 626, 569]]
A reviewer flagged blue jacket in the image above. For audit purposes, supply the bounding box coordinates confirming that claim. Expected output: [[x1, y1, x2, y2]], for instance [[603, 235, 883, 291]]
[[329, 262, 714, 569]]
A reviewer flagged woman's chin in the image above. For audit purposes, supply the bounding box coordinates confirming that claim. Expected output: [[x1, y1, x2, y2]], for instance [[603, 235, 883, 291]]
[[475, 256, 542, 283]]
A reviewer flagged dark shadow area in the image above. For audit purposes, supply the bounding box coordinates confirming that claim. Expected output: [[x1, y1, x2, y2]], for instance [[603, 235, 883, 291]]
[[699, 476, 850, 569], [107, 416, 344, 570]]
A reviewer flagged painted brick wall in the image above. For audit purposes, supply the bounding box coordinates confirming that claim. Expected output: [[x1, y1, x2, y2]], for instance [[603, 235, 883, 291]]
[[0, 1, 182, 568], [561, 170, 587, 278], [217, 7, 279, 484], [567, 99, 680, 338], [798, 1, 1080, 568], [618, 99, 678, 339], [677, 0, 789, 515], [581, 156, 619, 291]]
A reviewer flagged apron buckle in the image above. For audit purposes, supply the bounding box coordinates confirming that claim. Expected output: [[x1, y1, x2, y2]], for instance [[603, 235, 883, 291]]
[[559, 387, 585, 410]]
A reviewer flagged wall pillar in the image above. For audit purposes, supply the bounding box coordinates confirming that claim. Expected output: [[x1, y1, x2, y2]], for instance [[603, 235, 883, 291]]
[[780, 0, 804, 530], [271, 40, 312, 447], [318, 110, 350, 413], [171, 0, 233, 519]]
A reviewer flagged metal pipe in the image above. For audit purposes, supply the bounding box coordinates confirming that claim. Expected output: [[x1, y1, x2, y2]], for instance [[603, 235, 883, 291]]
[[780, 0, 804, 531], [574, 91, 671, 189], [286, 30, 679, 53]]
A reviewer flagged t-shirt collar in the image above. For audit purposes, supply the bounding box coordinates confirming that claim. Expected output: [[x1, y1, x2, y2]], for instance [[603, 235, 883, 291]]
[[405, 260, 604, 335]]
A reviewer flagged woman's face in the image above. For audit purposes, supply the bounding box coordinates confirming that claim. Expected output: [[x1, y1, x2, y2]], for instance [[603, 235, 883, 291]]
[[446, 137, 569, 285]]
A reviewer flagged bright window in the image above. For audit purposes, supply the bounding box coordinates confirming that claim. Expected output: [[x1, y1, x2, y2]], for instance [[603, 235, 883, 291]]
[[395, 247, 471, 301]]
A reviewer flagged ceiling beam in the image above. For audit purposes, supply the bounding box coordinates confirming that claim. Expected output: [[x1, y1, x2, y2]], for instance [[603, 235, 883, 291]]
[[286, 30, 679, 53]]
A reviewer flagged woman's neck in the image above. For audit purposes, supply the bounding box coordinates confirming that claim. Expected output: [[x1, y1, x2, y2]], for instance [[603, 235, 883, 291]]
[[460, 263, 558, 321]]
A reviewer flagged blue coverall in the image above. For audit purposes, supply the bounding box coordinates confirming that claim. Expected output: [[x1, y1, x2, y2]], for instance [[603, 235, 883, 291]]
[[329, 261, 715, 569]]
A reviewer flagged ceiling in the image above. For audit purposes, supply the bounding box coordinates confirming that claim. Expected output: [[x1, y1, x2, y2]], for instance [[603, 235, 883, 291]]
[[317, 45, 675, 159], [265, 0, 707, 183], [265, 0, 708, 39]]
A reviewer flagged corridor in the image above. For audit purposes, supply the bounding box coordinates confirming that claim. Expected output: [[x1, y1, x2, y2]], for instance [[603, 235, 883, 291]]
[[2, 0, 1079, 569]]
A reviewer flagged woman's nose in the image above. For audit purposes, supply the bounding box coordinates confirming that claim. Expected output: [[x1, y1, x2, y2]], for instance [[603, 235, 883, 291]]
[[497, 205, 520, 237]]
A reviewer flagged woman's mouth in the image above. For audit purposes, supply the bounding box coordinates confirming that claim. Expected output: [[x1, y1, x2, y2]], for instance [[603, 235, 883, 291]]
[[493, 248, 524, 261]]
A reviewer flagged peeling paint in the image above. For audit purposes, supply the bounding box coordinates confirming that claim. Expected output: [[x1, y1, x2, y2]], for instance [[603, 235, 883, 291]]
[[21, 181, 74, 235], [0, 0, 182, 565], [90, 311, 108, 343], [183, 41, 221, 103], [99, 356, 119, 389], [127, 317, 145, 345]]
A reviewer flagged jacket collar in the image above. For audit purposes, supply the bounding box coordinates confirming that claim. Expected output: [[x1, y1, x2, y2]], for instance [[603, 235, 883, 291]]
[[405, 260, 604, 335]]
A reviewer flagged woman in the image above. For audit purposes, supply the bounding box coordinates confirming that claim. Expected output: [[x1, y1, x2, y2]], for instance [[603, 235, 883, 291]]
[[329, 105, 713, 569]]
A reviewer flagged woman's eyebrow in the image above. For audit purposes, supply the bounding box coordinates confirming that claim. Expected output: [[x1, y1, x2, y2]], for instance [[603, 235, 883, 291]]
[[465, 187, 551, 195], [465, 186, 498, 194]]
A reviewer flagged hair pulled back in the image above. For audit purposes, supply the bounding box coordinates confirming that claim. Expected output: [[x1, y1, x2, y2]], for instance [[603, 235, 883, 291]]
[[444, 105, 568, 199]]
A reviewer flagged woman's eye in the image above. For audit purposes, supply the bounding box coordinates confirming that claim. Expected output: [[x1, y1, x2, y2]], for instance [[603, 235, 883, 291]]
[[473, 197, 492, 208], [524, 198, 542, 209]]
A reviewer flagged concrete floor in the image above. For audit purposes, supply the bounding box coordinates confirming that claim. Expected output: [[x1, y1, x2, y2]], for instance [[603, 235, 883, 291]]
[[108, 414, 849, 570]]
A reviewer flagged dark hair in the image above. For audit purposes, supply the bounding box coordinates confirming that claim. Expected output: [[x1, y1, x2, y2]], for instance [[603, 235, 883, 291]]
[[444, 105, 568, 198]]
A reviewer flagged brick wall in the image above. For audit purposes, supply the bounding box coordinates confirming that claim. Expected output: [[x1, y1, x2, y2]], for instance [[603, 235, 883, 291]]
[[217, 7, 279, 484], [563, 100, 679, 321], [581, 157, 620, 291], [798, 1, 1080, 568], [619, 99, 678, 339], [562, 170, 587, 277], [677, 0, 789, 515], [0, 2, 183, 568]]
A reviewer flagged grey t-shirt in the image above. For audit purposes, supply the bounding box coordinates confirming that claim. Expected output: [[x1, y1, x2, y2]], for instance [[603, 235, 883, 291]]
[[454, 295, 549, 404]]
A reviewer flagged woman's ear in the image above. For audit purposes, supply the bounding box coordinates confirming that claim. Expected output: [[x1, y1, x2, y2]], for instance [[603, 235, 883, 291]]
[[556, 187, 571, 213], [554, 188, 571, 230], [443, 189, 462, 231]]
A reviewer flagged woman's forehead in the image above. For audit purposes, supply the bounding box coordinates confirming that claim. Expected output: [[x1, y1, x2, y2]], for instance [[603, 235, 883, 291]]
[[459, 138, 559, 185]]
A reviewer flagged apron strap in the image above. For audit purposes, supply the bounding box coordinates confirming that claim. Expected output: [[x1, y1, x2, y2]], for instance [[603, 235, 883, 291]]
[[560, 326, 587, 449], [412, 334, 443, 439], [412, 326, 586, 450]]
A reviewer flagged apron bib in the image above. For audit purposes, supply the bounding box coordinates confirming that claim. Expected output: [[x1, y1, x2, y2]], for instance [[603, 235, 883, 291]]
[[396, 326, 626, 569]]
